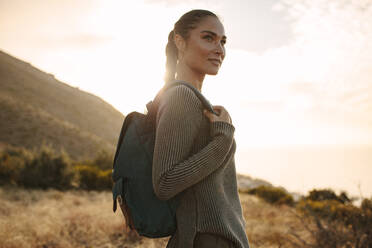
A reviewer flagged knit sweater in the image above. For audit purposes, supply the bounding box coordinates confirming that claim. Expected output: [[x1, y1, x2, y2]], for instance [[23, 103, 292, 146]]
[[152, 84, 250, 248]]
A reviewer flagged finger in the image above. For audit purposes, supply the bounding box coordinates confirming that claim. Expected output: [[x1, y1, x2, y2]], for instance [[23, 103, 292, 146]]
[[212, 108, 221, 116], [214, 107, 226, 115], [213, 105, 223, 111], [203, 109, 213, 118]]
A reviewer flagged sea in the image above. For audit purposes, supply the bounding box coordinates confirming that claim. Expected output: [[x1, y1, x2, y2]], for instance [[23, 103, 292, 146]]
[[235, 144, 372, 199]]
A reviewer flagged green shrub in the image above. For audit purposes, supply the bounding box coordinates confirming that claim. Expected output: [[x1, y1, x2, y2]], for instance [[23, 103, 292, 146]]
[[247, 185, 294, 206], [0, 153, 23, 185], [297, 198, 356, 222], [306, 189, 351, 204], [19, 145, 75, 189], [292, 194, 372, 248], [361, 198, 372, 212], [75, 165, 112, 190], [77, 149, 114, 170], [98, 169, 113, 190], [92, 149, 114, 170], [0, 147, 32, 185], [0, 145, 113, 191], [298, 189, 357, 221]]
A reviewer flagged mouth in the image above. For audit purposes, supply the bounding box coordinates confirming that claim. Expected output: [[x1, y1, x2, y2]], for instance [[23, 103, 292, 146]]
[[208, 59, 222, 66]]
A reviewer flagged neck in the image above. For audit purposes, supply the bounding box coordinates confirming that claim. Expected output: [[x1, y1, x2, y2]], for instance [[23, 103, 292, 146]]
[[175, 63, 205, 92]]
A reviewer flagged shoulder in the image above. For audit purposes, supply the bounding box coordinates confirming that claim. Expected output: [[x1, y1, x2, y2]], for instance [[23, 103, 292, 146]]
[[159, 84, 202, 110], [156, 85, 203, 123]]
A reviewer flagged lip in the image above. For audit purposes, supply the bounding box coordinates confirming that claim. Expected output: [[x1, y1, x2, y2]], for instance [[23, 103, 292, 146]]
[[208, 59, 222, 66]]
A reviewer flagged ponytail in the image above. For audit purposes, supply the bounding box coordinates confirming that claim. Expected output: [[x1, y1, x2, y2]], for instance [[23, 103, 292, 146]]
[[164, 30, 178, 84]]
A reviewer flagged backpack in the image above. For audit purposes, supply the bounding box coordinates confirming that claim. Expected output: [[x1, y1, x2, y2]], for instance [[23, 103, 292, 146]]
[[112, 80, 217, 238]]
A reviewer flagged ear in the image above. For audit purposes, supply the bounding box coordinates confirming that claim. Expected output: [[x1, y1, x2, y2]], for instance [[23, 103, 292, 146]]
[[174, 33, 186, 53]]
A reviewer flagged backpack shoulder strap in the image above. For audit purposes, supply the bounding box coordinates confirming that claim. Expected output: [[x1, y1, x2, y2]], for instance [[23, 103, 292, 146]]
[[161, 80, 218, 115], [145, 80, 218, 123]]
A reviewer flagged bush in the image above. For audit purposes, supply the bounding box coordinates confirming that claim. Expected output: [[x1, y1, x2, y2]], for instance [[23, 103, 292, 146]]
[[93, 149, 114, 170], [75, 165, 112, 190], [77, 149, 114, 171], [19, 145, 75, 190], [247, 185, 294, 206], [361, 198, 372, 212], [291, 192, 372, 248], [0, 145, 114, 191], [306, 189, 351, 204], [0, 147, 32, 185]]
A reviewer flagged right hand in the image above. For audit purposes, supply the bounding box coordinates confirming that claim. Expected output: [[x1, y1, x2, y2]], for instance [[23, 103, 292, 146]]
[[203, 105, 232, 124]]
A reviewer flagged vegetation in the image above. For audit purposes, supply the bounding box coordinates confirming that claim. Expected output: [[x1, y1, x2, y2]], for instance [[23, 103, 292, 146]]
[[20, 146, 75, 189], [0, 187, 306, 248], [246, 185, 295, 206], [241, 186, 372, 247], [306, 188, 352, 204], [289, 190, 372, 248], [0, 187, 170, 248], [75, 165, 112, 190], [0, 146, 31, 185], [79, 149, 114, 170], [1, 145, 371, 247], [0, 145, 113, 191]]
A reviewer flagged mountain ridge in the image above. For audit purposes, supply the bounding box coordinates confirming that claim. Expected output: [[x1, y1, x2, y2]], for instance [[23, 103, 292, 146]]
[[0, 50, 124, 159]]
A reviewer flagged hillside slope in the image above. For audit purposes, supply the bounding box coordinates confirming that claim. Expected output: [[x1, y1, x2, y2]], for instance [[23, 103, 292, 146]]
[[0, 50, 124, 159]]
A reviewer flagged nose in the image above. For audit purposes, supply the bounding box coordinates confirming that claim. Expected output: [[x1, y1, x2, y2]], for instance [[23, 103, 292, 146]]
[[214, 42, 225, 59]]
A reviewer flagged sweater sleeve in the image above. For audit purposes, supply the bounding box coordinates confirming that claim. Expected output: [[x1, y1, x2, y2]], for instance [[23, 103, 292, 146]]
[[152, 85, 235, 201]]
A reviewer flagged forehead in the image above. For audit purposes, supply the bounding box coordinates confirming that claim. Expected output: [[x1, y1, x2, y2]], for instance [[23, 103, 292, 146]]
[[192, 16, 225, 37]]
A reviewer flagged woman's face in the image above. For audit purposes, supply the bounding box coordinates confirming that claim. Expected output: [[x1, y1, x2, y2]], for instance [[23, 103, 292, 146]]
[[177, 16, 226, 76]]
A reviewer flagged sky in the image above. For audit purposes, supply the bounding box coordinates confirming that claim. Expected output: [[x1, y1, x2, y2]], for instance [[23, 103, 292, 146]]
[[1, 0, 371, 196]]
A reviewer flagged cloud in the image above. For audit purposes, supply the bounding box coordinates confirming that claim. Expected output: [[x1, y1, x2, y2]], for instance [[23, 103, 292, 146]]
[[265, 0, 372, 130], [202, 0, 372, 139]]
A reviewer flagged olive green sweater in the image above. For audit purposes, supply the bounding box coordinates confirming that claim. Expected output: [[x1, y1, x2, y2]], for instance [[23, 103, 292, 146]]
[[152, 84, 250, 248]]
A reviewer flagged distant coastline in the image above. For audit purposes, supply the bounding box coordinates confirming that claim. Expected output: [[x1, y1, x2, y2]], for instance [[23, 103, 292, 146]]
[[236, 144, 372, 198]]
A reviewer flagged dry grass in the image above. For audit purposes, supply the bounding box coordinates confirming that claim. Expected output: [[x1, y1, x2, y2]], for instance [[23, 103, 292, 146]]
[[240, 193, 311, 247], [0, 187, 169, 248], [0, 187, 309, 248]]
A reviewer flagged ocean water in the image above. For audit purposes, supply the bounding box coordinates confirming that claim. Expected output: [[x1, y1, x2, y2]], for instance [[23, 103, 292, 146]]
[[235, 145, 372, 198]]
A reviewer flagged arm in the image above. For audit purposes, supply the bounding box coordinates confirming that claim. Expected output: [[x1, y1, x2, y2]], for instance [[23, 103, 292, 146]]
[[152, 86, 235, 201]]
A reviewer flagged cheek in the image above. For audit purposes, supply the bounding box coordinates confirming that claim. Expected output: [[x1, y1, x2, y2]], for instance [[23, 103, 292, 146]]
[[186, 46, 208, 66], [191, 39, 212, 56], [198, 42, 214, 57]]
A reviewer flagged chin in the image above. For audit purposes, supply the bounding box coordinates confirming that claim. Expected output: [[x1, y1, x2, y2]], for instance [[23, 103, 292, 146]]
[[207, 70, 219, 75], [204, 67, 220, 75]]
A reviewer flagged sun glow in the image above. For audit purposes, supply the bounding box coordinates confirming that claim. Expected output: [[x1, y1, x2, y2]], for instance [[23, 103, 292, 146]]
[[2, 0, 368, 148], [1, 0, 372, 196]]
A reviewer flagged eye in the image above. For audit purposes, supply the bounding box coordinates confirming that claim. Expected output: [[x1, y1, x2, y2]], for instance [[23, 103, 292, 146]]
[[203, 35, 213, 42], [221, 39, 226, 46]]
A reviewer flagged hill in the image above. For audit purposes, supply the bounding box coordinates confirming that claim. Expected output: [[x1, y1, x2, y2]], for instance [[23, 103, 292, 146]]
[[0, 50, 124, 159]]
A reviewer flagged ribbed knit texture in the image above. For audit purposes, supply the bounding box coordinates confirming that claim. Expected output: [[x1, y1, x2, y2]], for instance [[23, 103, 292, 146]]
[[152, 85, 250, 248]]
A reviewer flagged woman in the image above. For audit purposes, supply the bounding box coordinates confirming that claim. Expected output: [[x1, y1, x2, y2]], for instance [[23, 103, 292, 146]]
[[152, 9, 250, 248]]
